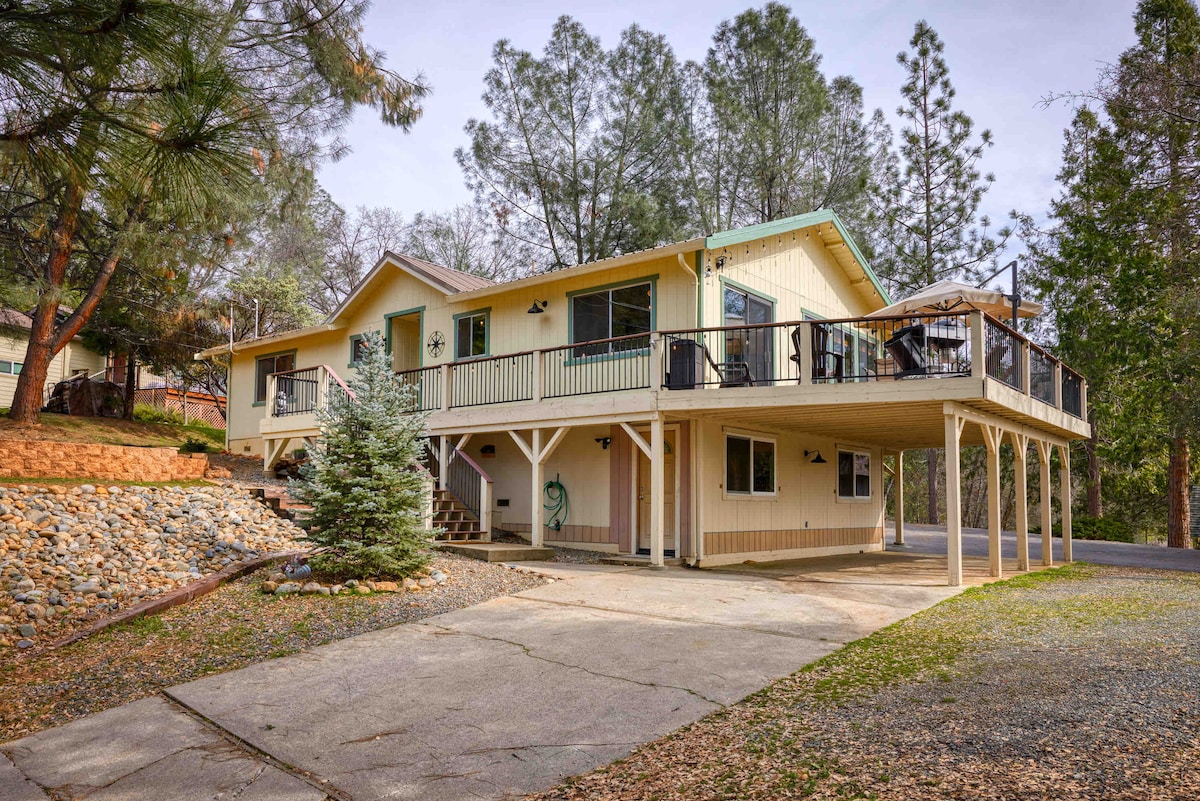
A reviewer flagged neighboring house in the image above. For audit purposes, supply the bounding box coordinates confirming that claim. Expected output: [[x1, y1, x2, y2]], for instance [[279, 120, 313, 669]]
[[197, 210, 1091, 585], [0, 308, 107, 411]]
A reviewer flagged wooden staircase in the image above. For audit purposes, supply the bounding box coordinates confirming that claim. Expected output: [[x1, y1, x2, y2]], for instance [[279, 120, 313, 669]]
[[251, 487, 313, 530], [433, 488, 486, 541]]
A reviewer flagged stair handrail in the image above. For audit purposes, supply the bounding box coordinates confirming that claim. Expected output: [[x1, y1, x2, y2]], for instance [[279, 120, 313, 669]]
[[444, 445, 494, 540]]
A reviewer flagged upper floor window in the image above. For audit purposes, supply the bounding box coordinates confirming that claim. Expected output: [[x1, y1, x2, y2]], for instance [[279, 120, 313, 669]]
[[455, 311, 488, 359], [255, 352, 295, 403], [350, 335, 369, 366], [838, 449, 872, 499], [571, 281, 652, 357]]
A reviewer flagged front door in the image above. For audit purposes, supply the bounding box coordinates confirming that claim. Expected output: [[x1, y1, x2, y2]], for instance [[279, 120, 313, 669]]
[[723, 285, 774, 384], [636, 429, 676, 555]]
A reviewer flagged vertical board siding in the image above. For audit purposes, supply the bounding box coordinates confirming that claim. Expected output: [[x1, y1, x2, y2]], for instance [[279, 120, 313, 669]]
[[704, 527, 881, 556]]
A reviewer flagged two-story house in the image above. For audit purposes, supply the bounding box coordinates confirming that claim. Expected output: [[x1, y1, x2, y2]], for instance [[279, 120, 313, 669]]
[[197, 210, 1090, 586]]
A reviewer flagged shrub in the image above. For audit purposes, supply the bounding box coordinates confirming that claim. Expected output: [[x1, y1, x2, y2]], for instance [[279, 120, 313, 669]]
[[289, 331, 434, 580], [133, 402, 183, 425], [179, 436, 211, 454]]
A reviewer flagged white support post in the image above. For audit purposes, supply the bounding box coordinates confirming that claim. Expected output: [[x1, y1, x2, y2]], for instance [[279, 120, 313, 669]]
[[531, 428, 544, 547], [1080, 380, 1089, 419], [1020, 342, 1032, 396], [439, 363, 452, 412], [894, 450, 905, 546], [267, 373, 278, 418], [318, 368, 330, 411], [945, 412, 965, 587], [480, 478, 493, 542], [650, 332, 665, 390], [969, 311, 986, 380], [1058, 444, 1073, 563], [1053, 362, 1063, 410], [1011, 433, 1030, 571], [438, 436, 450, 491], [982, 424, 1003, 579], [650, 416, 665, 568], [1037, 440, 1054, 566], [532, 349, 544, 403], [797, 321, 813, 383]]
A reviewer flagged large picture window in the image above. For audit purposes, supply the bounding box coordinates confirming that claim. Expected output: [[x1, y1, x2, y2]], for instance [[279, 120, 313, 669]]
[[838, 449, 871, 499], [726, 434, 775, 495], [455, 311, 488, 359], [255, 352, 295, 403], [571, 281, 652, 357]]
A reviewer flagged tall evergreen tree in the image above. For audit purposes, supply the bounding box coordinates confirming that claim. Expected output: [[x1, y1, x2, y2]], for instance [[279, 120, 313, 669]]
[[876, 21, 1009, 525], [457, 18, 687, 269]]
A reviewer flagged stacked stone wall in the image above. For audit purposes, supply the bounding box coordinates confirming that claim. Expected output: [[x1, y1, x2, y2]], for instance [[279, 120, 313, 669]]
[[0, 440, 209, 482]]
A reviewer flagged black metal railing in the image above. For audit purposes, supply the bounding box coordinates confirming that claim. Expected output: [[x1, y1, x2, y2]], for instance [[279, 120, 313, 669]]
[[984, 316, 1023, 391], [1030, 345, 1056, 406], [1062, 368, 1084, 418], [661, 324, 795, 389], [450, 352, 534, 407], [396, 365, 442, 412], [828, 312, 971, 382], [272, 367, 321, 416], [446, 449, 484, 519], [543, 332, 652, 398]]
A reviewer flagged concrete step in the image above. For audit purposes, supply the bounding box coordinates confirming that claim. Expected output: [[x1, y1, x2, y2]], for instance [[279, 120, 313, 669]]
[[599, 554, 685, 567], [434, 542, 555, 562]]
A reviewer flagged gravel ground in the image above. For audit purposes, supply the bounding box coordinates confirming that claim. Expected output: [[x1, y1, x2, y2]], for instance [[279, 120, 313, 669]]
[[208, 452, 289, 488], [0, 551, 546, 743], [529, 564, 1200, 801]]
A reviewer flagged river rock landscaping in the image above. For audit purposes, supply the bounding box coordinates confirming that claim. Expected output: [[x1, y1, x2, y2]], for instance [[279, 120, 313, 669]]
[[0, 483, 305, 648]]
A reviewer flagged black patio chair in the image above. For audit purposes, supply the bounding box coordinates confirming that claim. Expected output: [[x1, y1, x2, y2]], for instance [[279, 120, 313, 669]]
[[884, 325, 929, 379]]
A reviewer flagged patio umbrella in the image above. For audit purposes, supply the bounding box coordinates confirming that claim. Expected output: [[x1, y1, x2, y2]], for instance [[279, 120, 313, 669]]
[[866, 279, 1043, 320]]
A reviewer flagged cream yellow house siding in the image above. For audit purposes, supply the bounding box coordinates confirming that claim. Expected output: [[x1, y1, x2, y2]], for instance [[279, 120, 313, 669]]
[[694, 418, 885, 562], [66, 343, 106, 376], [700, 234, 881, 326]]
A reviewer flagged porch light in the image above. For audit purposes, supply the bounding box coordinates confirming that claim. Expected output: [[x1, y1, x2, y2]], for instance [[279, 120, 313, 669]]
[[804, 449, 827, 464], [595, 437, 612, 450], [528, 299, 548, 314]]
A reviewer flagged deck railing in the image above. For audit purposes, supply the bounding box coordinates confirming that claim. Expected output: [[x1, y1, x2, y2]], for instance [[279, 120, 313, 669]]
[[340, 311, 1088, 421], [266, 365, 354, 418]]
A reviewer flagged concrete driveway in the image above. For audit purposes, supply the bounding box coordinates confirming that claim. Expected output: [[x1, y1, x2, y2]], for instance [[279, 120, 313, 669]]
[[4, 556, 980, 801]]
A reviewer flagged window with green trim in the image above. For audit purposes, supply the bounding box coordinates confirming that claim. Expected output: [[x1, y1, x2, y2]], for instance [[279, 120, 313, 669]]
[[571, 281, 652, 357], [726, 434, 775, 495], [455, 312, 488, 359], [255, 352, 295, 403], [0, 360, 20, 375], [350, 335, 368, 366]]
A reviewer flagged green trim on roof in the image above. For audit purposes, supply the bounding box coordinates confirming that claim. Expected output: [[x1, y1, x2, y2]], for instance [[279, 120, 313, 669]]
[[705, 209, 893, 306]]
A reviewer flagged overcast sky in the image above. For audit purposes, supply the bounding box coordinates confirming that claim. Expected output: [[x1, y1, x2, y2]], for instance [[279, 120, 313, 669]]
[[318, 0, 1141, 251]]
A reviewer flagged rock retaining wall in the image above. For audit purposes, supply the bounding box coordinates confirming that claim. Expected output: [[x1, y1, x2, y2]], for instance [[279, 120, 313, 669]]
[[0, 440, 210, 482]]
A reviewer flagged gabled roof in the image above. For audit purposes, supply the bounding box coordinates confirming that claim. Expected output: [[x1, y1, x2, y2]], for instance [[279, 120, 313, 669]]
[[706, 209, 893, 307], [328, 251, 494, 324]]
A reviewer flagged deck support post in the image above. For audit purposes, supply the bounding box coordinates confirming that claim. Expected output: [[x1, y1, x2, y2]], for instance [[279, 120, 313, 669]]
[[438, 436, 450, 491], [1010, 433, 1030, 571], [981, 424, 1003, 579], [944, 412, 965, 586], [894, 451, 905, 546], [530, 428, 544, 547], [1037, 440, 1054, 566], [650, 416, 666, 568], [1058, 443, 1073, 563]]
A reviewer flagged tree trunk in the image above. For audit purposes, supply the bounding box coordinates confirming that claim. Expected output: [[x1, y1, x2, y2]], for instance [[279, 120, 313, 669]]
[[9, 322, 56, 423], [926, 447, 939, 524], [122, 352, 138, 420], [1167, 435, 1191, 549], [1085, 424, 1102, 518]]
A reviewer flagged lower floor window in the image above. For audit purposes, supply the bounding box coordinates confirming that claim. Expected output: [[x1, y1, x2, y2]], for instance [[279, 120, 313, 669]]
[[0, 360, 21, 375], [838, 449, 871, 498], [726, 434, 775, 495]]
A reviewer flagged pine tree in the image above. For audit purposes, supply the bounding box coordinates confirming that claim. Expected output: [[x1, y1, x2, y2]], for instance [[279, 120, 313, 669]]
[[290, 331, 434, 579], [877, 21, 1009, 526]]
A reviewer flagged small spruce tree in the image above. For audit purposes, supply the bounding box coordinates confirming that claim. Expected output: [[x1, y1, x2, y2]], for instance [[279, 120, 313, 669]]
[[289, 331, 433, 579]]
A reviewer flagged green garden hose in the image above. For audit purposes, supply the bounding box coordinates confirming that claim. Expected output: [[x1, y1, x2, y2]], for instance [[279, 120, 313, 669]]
[[543, 477, 569, 531]]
